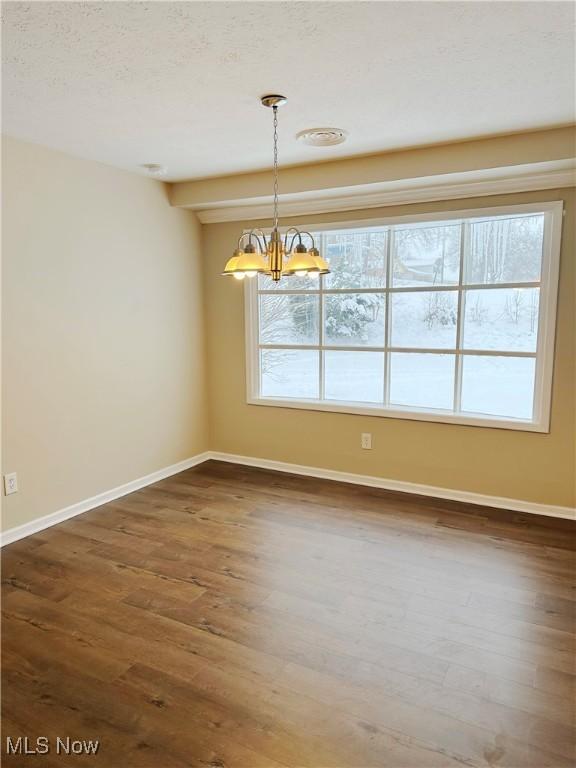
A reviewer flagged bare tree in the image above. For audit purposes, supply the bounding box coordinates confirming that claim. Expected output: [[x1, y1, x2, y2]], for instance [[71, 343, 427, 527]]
[[469, 294, 487, 325], [503, 290, 523, 324]]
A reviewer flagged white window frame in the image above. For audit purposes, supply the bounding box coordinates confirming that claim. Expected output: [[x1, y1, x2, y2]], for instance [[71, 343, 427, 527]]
[[245, 201, 563, 432]]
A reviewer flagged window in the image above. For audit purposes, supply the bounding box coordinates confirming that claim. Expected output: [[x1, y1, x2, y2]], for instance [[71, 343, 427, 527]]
[[245, 202, 562, 431]]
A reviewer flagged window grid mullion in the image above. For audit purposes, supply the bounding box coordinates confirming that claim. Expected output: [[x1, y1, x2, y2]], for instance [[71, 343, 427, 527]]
[[255, 280, 262, 397], [384, 229, 394, 407], [454, 221, 469, 413], [258, 344, 536, 358], [257, 281, 541, 296], [319, 234, 325, 400]]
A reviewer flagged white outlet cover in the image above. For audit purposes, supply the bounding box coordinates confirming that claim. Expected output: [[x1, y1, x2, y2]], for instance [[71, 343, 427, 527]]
[[4, 472, 18, 495], [361, 433, 372, 450]]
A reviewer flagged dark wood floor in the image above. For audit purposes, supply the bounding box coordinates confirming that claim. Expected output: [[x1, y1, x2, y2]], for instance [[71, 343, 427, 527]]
[[2, 460, 575, 767]]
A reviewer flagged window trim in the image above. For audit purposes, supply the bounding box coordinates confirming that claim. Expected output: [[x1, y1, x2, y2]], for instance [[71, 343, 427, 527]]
[[244, 201, 563, 433]]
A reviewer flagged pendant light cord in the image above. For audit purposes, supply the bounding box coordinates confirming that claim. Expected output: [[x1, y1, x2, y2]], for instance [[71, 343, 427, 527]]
[[273, 106, 279, 232]]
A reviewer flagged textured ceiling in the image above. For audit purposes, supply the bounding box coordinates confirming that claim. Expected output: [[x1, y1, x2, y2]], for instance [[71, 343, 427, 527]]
[[2, 1, 574, 181]]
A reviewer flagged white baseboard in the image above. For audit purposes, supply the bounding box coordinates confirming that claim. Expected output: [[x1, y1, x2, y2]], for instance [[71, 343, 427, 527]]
[[207, 451, 576, 521], [0, 452, 212, 547], [2, 449, 573, 547]]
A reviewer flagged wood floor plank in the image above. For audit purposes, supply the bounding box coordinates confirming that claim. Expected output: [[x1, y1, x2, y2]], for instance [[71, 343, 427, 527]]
[[2, 459, 575, 767]]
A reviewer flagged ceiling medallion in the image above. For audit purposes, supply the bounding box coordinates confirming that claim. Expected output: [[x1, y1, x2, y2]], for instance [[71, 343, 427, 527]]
[[222, 95, 330, 283]]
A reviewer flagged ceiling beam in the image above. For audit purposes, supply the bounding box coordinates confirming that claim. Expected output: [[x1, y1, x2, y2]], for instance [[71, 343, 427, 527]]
[[168, 126, 576, 222]]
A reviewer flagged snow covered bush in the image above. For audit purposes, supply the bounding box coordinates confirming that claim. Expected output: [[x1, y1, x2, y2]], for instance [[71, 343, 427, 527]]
[[422, 292, 457, 330]]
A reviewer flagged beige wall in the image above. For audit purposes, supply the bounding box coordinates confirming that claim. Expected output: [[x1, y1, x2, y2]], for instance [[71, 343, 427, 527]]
[[2, 136, 574, 536], [2, 136, 207, 532], [202, 189, 575, 509]]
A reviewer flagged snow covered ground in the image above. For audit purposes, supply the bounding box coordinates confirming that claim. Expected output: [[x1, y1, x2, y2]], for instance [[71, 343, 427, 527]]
[[260, 350, 535, 420]]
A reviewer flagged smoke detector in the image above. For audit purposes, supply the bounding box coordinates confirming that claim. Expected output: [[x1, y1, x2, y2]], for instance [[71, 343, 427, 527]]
[[296, 127, 348, 147]]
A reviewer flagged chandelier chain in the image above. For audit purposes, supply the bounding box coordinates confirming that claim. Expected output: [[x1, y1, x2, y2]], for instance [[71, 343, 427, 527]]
[[273, 106, 279, 231]]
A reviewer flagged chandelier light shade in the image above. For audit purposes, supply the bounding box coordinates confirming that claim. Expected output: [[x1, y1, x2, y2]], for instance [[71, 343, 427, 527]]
[[222, 95, 330, 283]]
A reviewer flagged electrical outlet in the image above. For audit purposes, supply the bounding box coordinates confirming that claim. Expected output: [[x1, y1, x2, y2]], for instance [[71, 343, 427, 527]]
[[361, 433, 372, 450], [4, 472, 18, 495]]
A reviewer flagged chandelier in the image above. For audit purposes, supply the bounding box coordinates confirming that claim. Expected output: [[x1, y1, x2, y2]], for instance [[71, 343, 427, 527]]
[[222, 95, 330, 282]]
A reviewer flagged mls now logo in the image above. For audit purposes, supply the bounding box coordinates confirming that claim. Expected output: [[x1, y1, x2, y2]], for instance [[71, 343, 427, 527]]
[[6, 736, 99, 755]]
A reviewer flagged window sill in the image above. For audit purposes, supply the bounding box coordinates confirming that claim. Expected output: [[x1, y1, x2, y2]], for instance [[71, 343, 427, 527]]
[[247, 396, 549, 433]]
